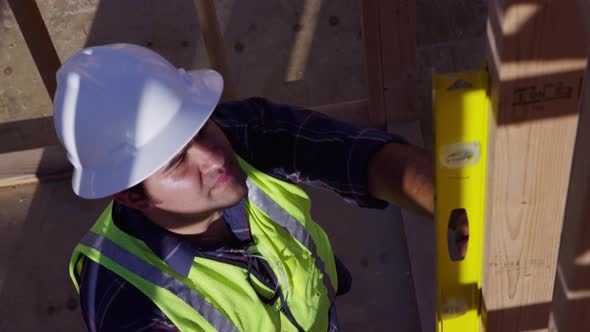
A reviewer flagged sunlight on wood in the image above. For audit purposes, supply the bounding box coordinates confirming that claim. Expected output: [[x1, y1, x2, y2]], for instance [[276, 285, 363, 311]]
[[503, 3, 540, 36], [498, 59, 587, 81], [557, 265, 590, 300], [575, 249, 590, 266], [284, 0, 322, 82]]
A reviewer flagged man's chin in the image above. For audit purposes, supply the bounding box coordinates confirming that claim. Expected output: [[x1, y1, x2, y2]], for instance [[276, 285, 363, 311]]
[[221, 186, 248, 207]]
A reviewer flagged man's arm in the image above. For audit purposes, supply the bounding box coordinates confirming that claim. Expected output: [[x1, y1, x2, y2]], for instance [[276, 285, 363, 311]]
[[213, 97, 406, 209], [369, 142, 471, 256], [368, 142, 434, 217]]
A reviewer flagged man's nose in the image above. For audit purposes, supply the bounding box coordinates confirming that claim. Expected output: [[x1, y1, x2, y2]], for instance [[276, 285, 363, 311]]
[[191, 142, 225, 173]]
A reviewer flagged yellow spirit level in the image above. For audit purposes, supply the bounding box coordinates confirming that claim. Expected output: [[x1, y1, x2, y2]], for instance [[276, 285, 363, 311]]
[[433, 69, 489, 331]]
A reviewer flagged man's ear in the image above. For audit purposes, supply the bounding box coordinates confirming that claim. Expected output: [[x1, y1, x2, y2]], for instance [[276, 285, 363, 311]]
[[113, 190, 154, 211]]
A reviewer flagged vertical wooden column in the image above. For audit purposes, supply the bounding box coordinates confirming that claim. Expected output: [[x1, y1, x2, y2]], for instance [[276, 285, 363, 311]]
[[194, 0, 237, 101], [7, 0, 61, 99], [549, 59, 590, 332], [549, 2, 590, 329], [359, 0, 417, 130], [483, 0, 588, 330]]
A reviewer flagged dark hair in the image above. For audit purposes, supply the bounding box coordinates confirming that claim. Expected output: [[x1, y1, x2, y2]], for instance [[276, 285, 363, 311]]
[[123, 182, 149, 200]]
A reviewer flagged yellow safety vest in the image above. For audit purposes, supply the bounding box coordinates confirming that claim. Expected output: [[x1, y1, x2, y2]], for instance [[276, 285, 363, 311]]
[[69, 156, 339, 331]]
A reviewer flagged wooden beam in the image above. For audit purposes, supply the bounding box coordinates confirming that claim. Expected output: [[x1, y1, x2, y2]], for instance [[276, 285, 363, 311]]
[[0, 99, 371, 155], [0, 117, 60, 154], [0, 100, 371, 188], [311, 99, 369, 127], [0, 146, 71, 188], [1, 0, 237, 155], [6, 0, 61, 99], [483, 0, 588, 330], [194, 0, 237, 101], [359, 0, 417, 130], [549, 6, 590, 328], [578, 0, 590, 42], [379, 0, 418, 124], [359, 0, 385, 130], [549, 59, 590, 332]]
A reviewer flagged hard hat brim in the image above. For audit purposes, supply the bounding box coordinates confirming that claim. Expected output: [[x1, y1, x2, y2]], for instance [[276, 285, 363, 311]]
[[72, 69, 224, 199]]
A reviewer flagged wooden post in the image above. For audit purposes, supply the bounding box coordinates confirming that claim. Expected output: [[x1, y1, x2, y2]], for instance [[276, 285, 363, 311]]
[[0, 117, 60, 154], [483, 0, 588, 330], [194, 0, 237, 101], [359, 0, 417, 130], [7, 0, 61, 99], [549, 57, 590, 332], [549, 1, 590, 326]]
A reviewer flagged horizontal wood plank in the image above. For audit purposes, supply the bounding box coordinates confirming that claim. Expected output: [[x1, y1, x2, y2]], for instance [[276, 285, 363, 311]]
[[0, 100, 371, 188]]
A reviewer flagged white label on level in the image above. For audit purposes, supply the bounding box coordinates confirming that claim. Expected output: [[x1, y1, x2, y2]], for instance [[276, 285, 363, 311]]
[[440, 142, 481, 169]]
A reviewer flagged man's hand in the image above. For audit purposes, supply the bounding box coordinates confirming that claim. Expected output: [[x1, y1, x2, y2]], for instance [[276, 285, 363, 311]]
[[368, 142, 434, 217], [368, 142, 471, 259]]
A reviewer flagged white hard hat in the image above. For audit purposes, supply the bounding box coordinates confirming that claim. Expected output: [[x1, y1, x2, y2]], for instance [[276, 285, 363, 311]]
[[53, 44, 223, 199]]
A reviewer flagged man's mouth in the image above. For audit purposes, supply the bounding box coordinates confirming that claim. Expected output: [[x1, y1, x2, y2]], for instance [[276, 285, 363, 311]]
[[213, 162, 234, 189]]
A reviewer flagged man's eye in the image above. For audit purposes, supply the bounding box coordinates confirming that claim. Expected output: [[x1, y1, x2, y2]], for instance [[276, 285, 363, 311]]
[[175, 153, 186, 167], [168, 152, 186, 172]]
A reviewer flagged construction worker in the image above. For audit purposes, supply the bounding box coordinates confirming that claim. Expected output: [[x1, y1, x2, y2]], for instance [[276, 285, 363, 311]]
[[55, 44, 434, 331]]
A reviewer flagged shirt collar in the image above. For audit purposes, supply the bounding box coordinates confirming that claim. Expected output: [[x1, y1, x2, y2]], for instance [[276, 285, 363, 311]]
[[111, 198, 251, 278]]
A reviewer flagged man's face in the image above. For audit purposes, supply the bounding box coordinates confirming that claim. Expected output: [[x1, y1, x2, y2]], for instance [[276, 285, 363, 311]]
[[141, 119, 247, 216]]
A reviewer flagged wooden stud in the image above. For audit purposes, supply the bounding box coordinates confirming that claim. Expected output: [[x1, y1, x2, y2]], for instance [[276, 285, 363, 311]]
[[311, 99, 370, 127], [0, 117, 60, 154], [7, 0, 61, 99], [483, 0, 588, 330], [359, 0, 417, 130], [0, 101, 371, 188], [194, 0, 237, 101], [359, 0, 386, 130], [0, 146, 71, 188], [549, 3, 590, 329], [548, 59, 590, 332], [379, 0, 418, 123], [0, 1, 236, 155]]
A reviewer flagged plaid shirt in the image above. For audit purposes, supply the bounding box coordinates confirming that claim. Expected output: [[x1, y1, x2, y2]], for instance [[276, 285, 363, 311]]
[[77, 97, 405, 331]]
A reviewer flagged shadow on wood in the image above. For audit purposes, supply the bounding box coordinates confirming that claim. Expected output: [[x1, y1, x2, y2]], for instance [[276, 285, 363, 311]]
[[0, 173, 107, 331], [0, 117, 59, 154], [482, 299, 551, 331], [487, 0, 587, 125]]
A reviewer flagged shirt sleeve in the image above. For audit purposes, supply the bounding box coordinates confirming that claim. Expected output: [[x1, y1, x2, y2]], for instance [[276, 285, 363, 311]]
[[79, 258, 180, 332], [211, 97, 407, 209]]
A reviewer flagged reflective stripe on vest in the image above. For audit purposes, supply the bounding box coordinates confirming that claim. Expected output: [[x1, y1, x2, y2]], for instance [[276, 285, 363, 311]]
[[72, 156, 337, 331], [328, 305, 339, 332], [246, 178, 337, 302], [81, 229, 336, 331], [80, 231, 240, 332]]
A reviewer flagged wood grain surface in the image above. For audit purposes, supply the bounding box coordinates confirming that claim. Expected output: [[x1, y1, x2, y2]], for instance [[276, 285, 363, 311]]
[[483, 0, 588, 330]]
